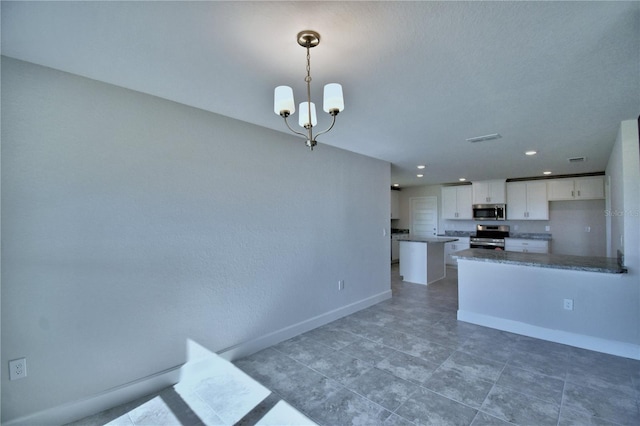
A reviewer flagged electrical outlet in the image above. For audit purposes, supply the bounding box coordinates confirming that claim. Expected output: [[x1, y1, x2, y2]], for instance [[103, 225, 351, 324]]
[[545, 226, 551, 232], [338, 280, 345, 290], [563, 299, 574, 311], [9, 358, 27, 381], [584, 226, 591, 233]]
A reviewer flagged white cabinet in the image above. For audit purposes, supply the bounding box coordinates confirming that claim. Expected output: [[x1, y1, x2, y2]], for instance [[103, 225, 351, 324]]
[[505, 238, 549, 254], [445, 237, 470, 265], [547, 176, 604, 201], [441, 186, 472, 219], [390, 190, 400, 219], [473, 179, 506, 204], [575, 177, 605, 200], [506, 181, 549, 220], [391, 234, 403, 262]]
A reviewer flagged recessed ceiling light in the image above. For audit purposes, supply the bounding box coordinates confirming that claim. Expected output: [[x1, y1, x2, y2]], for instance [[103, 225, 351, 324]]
[[459, 178, 467, 182], [417, 165, 426, 169], [393, 183, 400, 187], [525, 150, 537, 156], [543, 171, 552, 175], [417, 174, 424, 178]]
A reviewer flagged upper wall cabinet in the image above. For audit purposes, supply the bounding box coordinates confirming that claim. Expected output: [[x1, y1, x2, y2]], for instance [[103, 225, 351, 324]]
[[506, 181, 549, 220], [472, 179, 506, 204], [391, 190, 400, 219], [442, 185, 473, 219], [547, 176, 604, 201]]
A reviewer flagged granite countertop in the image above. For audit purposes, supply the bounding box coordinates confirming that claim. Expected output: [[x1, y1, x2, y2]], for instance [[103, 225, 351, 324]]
[[442, 230, 475, 237], [400, 237, 459, 244], [438, 231, 553, 240], [452, 249, 627, 274], [508, 233, 553, 241]]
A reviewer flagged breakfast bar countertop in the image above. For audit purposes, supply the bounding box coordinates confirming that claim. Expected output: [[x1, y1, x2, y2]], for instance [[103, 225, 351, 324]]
[[452, 248, 627, 274], [399, 237, 459, 244]]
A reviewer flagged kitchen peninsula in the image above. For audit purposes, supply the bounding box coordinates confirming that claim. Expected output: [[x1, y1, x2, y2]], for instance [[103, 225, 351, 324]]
[[399, 237, 458, 285], [452, 249, 637, 359]]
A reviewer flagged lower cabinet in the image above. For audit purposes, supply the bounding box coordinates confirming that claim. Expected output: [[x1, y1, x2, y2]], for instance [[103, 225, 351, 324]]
[[445, 237, 470, 265], [391, 236, 400, 263], [505, 238, 549, 254]]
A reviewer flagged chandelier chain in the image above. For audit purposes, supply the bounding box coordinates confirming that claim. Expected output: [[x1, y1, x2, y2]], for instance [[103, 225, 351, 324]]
[[305, 47, 312, 83]]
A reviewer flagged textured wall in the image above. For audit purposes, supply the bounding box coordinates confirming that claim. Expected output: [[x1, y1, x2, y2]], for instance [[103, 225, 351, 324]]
[[547, 200, 606, 256], [606, 120, 640, 270], [1, 57, 391, 422]]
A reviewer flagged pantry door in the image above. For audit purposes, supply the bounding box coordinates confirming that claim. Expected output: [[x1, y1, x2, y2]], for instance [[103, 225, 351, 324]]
[[410, 196, 438, 238]]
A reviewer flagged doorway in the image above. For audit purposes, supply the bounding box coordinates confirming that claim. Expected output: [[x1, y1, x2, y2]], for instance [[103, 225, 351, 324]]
[[410, 196, 438, 237]]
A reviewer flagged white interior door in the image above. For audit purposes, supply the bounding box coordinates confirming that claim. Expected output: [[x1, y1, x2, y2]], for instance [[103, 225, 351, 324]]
[[410, 196, 438, 238]]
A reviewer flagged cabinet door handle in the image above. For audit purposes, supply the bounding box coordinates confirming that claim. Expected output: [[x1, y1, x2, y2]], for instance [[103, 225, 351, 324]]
[[571, 190, 575, 197], [577, 190, 581, 197]]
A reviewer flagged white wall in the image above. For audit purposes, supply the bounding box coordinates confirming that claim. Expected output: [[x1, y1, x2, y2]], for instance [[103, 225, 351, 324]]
[[606, 119, 640, 271], [0, 57, 391, 423]]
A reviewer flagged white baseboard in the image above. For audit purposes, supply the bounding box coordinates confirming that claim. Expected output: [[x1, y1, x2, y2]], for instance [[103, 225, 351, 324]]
[[458, 310, 640, 360], [3, 290, 392, 426], [3, 364, 183, 426], [218, 289, 393, 361]]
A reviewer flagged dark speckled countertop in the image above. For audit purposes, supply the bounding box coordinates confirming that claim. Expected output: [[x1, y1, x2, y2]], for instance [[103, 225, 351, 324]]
[[400, 237, 459, 244], [438, 231, 553, 241], [452, 249, 627, 274], [508, 233, 553, 241], [441, 230, 475, 237]]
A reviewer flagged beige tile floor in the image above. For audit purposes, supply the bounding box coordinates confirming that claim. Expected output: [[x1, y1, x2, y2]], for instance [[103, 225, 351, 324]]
[[69, 265, 640, 425]]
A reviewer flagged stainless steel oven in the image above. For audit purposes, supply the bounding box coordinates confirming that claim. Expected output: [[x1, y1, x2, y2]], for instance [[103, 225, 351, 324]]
[[472, 204, 506, 221], [470, 225, 510, 250]]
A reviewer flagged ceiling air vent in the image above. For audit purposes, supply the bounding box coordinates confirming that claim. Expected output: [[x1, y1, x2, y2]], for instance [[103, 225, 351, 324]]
[[466, 133, 502, 143], [568, 156, 587, 163]]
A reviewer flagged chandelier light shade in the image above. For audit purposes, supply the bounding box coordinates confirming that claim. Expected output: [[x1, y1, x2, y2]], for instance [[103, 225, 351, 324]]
[[274, 30, 344, 150], [274, 86, 295, 116], [298, 102, 317, 128], [323, 83, 344, 113]]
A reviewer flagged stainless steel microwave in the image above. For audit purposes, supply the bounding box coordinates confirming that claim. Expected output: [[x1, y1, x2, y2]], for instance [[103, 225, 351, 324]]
[[472, 204, 506, 221]]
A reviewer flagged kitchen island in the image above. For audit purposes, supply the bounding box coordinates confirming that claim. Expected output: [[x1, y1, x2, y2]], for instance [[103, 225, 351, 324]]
[[399, 237, 458, 285], [452, 249, 638, 359]]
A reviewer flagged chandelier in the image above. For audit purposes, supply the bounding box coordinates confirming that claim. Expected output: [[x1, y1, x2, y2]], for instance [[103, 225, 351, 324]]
[[274, 30, 344, 150]]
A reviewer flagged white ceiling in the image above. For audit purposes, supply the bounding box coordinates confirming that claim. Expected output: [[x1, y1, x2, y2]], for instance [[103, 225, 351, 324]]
[[2, 1, 639, 187]]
